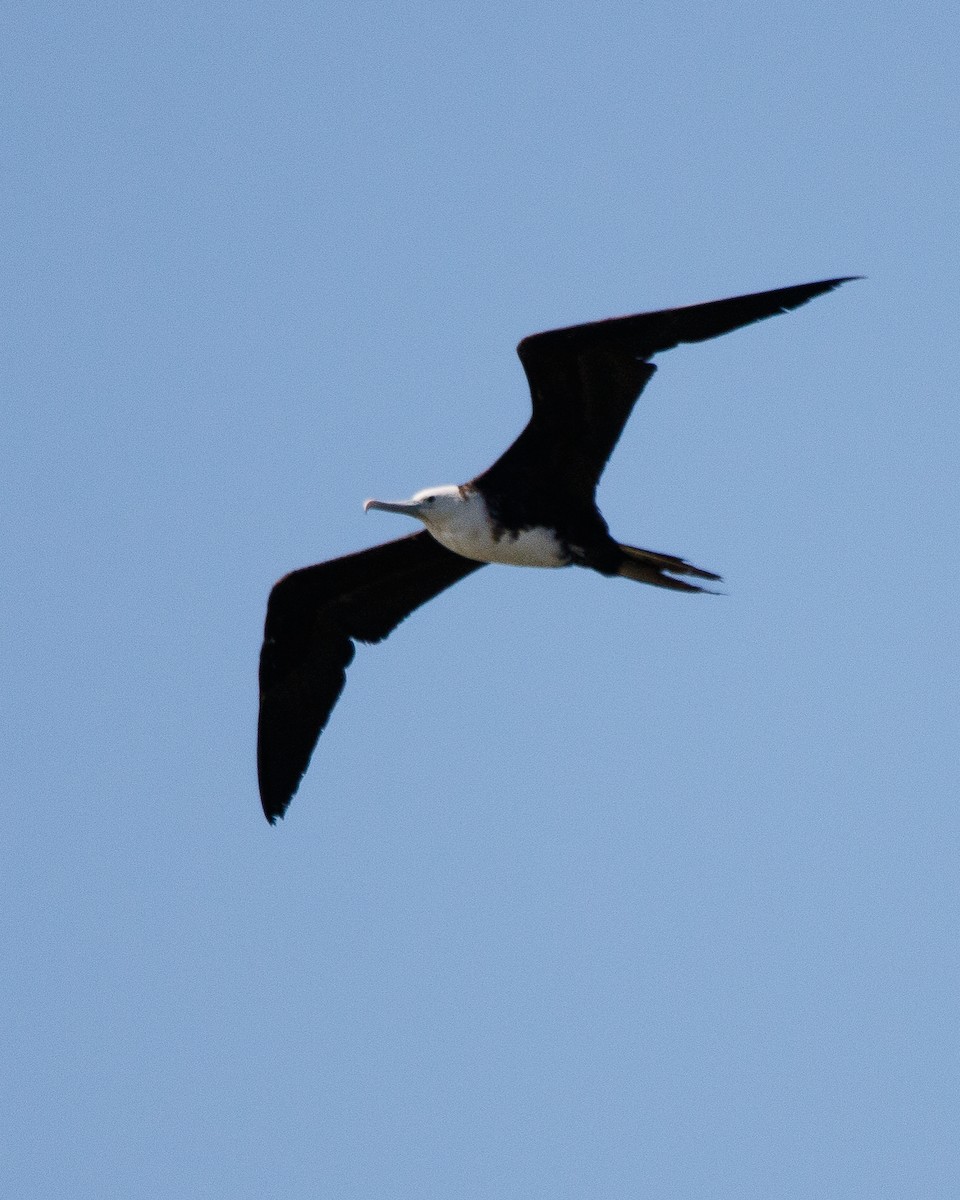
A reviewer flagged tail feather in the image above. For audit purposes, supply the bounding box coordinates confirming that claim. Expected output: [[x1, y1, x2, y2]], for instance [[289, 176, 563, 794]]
[[617, 543, 722, 593]]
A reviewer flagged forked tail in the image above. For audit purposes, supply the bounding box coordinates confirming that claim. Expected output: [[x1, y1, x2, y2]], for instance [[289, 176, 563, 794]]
[[616, 543, 722, 593]]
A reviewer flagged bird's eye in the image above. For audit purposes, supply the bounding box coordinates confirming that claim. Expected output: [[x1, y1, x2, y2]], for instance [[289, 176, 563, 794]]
[[425, 496, 435, 504]]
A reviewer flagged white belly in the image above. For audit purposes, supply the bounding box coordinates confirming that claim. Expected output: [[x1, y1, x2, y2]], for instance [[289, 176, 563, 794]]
[[414, 486, 568, 567], [432, 519, 568, 567]]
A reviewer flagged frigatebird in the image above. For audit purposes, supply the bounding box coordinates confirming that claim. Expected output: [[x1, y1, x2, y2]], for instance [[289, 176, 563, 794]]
[[258, 276, 854, 822]]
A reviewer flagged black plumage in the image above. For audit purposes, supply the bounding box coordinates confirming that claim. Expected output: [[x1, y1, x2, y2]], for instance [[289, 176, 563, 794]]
[[258, 277, 855, 822], [258, 532, 483, 822]]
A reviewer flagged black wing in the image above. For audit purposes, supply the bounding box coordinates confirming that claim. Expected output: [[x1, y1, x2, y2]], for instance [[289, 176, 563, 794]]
[[478, 277, 856, 501], [258, 531, 485, 823]]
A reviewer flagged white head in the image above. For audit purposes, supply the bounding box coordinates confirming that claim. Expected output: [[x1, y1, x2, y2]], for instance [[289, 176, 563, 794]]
[[364, 484, 473, 536], [365, 482, 565, 567]]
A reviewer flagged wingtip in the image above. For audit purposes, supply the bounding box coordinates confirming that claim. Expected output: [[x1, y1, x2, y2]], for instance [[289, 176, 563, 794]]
[[261, 792, 290, 824], [807, 275, 863, 293], [793, 275, 862, 296], [260, 781, 290, 824]]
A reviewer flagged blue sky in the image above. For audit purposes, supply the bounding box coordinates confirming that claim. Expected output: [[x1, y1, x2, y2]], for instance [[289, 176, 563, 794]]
[[3, 2, 959, 1197]]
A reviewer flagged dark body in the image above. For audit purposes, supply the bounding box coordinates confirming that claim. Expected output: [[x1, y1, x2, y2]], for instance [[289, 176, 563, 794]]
[[258, 277, 855, 822]]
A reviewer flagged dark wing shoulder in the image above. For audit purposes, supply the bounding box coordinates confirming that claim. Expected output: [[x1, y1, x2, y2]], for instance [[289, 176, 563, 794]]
[[258, 531, 484, 823], [517, 276, 857, 375], [486, 277, 857, 496]]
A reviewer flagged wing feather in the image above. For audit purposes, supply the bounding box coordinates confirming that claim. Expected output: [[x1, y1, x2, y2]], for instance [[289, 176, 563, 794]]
[[257, 531, 484, 822], [482, 277, 856, 497]]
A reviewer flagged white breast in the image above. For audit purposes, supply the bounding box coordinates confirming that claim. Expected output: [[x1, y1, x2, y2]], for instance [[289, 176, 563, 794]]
[[425, 490, 568, 568]]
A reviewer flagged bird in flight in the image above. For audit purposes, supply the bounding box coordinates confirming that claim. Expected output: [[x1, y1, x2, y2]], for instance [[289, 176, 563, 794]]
[[257, 277, 855, 822]]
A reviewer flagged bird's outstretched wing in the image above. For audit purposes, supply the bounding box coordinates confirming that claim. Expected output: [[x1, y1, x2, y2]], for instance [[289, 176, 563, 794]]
[[478, 277, 856, 501], [258, 531, 484, 823]]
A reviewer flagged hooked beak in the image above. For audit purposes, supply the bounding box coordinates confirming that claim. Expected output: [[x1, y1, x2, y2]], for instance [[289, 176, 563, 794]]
[[364, 498, 425, 518]]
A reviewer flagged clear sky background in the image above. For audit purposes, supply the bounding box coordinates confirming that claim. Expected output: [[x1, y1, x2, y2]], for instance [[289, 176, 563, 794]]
[[3, 2, 959, 1197]]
